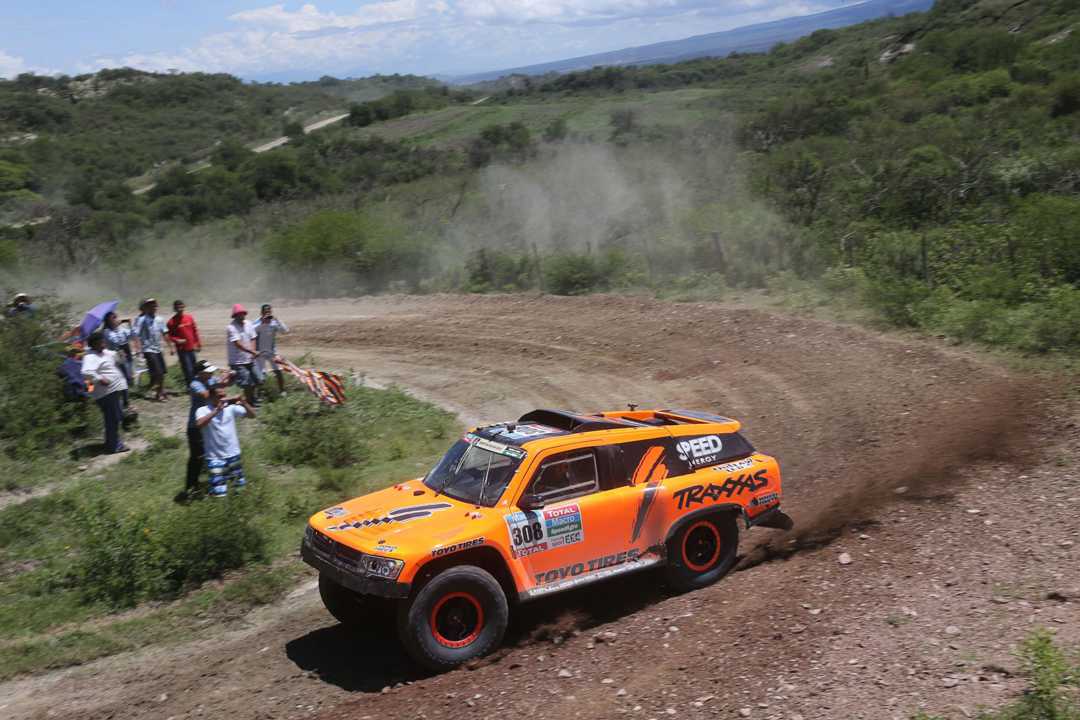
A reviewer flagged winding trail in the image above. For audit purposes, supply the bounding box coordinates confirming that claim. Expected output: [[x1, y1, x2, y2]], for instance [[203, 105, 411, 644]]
[[131, 112, 350, 196]]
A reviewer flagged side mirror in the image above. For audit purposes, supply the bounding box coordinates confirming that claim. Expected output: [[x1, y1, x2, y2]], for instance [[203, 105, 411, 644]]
[[518, 493, 545, 511]]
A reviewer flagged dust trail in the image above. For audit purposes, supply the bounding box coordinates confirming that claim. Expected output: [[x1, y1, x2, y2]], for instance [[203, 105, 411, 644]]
[[738, 378, 1046, 570]]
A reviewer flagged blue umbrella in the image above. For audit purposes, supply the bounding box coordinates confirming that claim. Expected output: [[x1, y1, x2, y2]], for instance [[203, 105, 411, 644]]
[[79, 300, 120, 341]]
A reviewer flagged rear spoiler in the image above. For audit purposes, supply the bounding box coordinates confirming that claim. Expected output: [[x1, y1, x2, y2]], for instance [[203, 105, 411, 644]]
[[659, 409, 738, 425]]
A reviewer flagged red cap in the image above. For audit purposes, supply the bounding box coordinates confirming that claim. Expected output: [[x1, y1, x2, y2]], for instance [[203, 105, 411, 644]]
[[232, 303, 247, 316]]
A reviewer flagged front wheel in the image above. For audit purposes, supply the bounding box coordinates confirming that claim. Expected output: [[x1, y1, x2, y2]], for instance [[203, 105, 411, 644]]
[[398, 565, 508, 672], [664, 513, 739, 592], [318, 574, 393, 628]]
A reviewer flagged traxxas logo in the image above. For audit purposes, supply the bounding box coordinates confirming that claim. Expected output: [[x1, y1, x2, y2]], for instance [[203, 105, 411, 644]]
[[673, 469, 770, 510]]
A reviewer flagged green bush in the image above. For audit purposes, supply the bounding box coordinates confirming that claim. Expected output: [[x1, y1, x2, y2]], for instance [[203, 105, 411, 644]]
[[464, 248, 537, 292], [265, 209, 426, 294], [543, 253, 606, 295], [71, 495, 268, 608], [0, 299, 92, 458], [256, 392, 370, 469]]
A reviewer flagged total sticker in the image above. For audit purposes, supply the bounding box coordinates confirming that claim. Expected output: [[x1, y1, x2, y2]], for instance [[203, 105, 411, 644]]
[[505, 503, 584, 558]]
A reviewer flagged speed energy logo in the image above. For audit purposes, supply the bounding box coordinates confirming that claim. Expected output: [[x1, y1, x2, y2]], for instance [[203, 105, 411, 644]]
[[675, 435, 724, 467]]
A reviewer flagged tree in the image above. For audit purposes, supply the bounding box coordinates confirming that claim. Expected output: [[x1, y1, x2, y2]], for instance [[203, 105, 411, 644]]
[[543, 117, 568, 142], [348, 103, 374, 127], [283, 120, 305, 142], [212, 139, 255, 171]]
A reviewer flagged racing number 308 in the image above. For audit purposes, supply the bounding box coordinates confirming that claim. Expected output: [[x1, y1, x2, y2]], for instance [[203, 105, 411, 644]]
[[512, 521, 543, 546]]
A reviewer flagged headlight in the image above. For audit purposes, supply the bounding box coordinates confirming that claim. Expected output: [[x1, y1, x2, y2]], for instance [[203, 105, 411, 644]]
[[364, 555, 404, 580]]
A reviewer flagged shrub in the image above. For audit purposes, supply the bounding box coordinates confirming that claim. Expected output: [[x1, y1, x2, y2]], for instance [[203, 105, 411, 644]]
[[0, 298, 92, 458], [256, 392, 370, 469], [543, 253, 606, 295], [862, 276, 932, 327], [1051, 73, 1080, 117], [463, 248, 537, 292], [71, 495, 268, 608]]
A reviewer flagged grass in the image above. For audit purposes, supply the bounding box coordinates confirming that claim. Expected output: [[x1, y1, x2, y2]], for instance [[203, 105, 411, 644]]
[[0, 562, 305, 680], [0, 376, 458, 678], [340, 88, 729, 148], [912, 629, 1080, 719]]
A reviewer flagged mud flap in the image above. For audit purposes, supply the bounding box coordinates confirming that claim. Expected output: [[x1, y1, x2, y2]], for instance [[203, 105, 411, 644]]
[[749, 507, 794, 531]]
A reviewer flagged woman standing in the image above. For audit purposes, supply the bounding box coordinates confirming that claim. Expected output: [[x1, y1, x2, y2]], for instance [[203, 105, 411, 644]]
[[103, 311, 134, 408]]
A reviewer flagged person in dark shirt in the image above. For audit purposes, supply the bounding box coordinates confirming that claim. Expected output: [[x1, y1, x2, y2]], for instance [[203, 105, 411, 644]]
[[58, 346, 88, 401], [183, 359, 222, 499], [7, 293, 36, 318]]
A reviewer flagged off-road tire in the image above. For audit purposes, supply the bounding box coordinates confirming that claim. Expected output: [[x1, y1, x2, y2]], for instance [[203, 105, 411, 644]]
[[664, 513, 739, 592], [318, 574, 376, 628], [398, 565, 508, 672]]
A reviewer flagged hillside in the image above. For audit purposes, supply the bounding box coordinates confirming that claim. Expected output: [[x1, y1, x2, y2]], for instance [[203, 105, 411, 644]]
[[0, 70, 443, 202], [2, 0, 1079, 352], [454, 0, 934, 83]]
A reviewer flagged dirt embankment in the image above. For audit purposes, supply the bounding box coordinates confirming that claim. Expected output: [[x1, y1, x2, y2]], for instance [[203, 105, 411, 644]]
[[2, 294, 1076, 720]]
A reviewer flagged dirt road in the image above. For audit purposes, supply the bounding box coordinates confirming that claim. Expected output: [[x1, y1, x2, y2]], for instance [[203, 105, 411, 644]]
[[131, 111, 350, 195], [2, 294, 1077, 720]]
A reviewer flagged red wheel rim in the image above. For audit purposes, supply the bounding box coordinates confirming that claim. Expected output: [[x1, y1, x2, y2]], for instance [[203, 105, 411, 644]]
[[429, 592, 484, 649], [682, 520, 722, 572]]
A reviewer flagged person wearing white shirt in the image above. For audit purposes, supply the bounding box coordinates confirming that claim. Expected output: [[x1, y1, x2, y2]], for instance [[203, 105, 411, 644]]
[[81, 331, 130, 454], [226, 303, 259, 406], [194, 385, 256, 497], [253, 303, 289, 395], [131, 298, 169, 402]]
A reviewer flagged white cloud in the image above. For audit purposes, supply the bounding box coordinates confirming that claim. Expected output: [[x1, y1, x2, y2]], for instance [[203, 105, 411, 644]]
[[0, 49, 29, 79], [82, 0, 854, 78]]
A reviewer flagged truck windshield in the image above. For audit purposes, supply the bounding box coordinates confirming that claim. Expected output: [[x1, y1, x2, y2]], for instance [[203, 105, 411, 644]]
[[423, 435, 525, 507]]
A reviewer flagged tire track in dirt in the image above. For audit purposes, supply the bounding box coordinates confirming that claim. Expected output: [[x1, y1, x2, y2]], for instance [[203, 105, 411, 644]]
[[0, 293, 1058, 720]]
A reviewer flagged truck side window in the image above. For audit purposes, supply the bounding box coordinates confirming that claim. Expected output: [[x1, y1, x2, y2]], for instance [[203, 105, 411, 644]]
[[530, 452, 599, 503]]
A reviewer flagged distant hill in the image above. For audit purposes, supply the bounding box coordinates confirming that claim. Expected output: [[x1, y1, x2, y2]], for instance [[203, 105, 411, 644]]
[[453, 0, 934, 84]]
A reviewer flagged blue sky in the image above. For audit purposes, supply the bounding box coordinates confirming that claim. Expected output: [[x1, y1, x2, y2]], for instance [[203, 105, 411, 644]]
[[0, 0, 860, 80]]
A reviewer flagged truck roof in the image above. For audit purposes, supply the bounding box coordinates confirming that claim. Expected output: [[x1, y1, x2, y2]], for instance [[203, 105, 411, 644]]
[[471, 408, 743, 450]]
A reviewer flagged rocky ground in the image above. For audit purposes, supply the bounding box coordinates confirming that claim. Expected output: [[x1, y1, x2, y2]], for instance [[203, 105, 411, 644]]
[[1, 294, 1075, 720]]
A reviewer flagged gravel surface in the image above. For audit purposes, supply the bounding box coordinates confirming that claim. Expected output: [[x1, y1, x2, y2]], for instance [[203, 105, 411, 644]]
[[1, 294, 1075, 720]]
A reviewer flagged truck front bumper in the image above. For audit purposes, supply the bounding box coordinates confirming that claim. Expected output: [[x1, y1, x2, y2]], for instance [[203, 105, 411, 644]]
[[301, 538, 411, 599]]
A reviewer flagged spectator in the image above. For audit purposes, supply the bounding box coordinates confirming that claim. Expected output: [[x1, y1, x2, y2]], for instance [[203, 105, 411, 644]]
[[183, 359, 225, 500], [253, 303, 289, 396], [7, 292, 36, 318], [132, 298, 168, 402], [194, 385, 255, 497], [226, 304, 259, 406], [103, 311, 134, 408], [58, 345, 89, 402], [167, 300, 201, 384], [81, 331, 130, 454]]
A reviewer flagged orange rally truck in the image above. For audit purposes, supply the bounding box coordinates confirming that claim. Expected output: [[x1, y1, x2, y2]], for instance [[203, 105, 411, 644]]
[[301, 408, 791, 671]]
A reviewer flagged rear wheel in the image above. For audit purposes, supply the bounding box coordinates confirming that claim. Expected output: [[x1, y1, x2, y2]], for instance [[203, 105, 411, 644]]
[[398, 565, 508, 672], [665, 514, 739, 592]]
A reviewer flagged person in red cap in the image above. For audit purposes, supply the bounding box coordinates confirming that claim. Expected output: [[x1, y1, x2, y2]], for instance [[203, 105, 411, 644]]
[[226, 304, 259, 406]]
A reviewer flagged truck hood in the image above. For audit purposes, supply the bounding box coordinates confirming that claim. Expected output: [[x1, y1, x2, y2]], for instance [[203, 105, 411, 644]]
[[310, 481, 486, 557]]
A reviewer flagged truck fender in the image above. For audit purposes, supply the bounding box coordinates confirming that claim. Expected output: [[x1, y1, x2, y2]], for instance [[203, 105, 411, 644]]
[[663, 504, 746, 549], [411, 545, 520, 603]]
